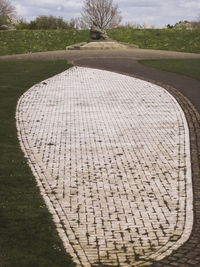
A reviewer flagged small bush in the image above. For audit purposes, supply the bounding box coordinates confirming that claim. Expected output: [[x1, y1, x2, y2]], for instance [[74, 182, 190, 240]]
[[16, 19, 30, 30], [17, 16, 74, 30], [0, 13, 8, 26]]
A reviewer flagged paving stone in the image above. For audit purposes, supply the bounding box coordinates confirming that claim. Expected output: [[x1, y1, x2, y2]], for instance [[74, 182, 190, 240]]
[[16, 67, 194, 266], [187, 259, 199, 265]]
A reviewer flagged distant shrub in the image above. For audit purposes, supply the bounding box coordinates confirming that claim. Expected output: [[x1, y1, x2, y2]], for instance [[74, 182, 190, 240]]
[[173, 19, 200, 30], [30, 16, 72, 30], [166, 24, 174, 29], [190, 21, 200, 29], [116, 23, 142, 29], [115, 23, 157, 29], [15, 19, 30, 30], [16, 16, 74, 30], [0, 13, 7, 26]]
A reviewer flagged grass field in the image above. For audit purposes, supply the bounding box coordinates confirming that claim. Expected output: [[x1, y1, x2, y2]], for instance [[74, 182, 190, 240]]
[[108, 28, 200, 53], [0, 28, 200, 56], [0, 29, 89, 56], [0, 60, 75, 267], [139, 59, 200, 80]]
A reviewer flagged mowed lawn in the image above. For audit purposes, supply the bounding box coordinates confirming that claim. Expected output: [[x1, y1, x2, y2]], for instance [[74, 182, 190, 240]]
[[139, 59, 200, 81], [0, 60, 75, 267]]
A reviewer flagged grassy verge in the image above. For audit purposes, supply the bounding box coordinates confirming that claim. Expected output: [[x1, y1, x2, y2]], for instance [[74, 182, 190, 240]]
[[0, 29, 89, 56], [108, 28, 200, 53], [0, 60, 75, 267], [139, 59, 200, 81]]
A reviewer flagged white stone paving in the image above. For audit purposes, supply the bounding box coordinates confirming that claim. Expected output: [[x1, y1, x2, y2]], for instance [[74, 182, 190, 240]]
[[16, 67, 193, 266]]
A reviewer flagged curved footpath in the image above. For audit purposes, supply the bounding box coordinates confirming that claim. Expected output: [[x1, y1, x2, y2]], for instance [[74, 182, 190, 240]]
[[2, 48, 200, 266], [1, 48, 200, 113]]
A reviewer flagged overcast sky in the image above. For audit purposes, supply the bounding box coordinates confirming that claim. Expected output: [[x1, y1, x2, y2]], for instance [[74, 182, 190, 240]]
[[12, 0, 200, 28]]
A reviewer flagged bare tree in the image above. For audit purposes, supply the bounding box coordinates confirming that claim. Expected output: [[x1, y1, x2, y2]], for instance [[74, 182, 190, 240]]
[[192, 14, 200, 29], [81, 0, 122, 29], [0, 0, 16, 26]]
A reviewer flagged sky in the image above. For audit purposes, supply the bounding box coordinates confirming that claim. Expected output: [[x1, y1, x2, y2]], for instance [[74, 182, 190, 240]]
[[11, 0, 200, 28]]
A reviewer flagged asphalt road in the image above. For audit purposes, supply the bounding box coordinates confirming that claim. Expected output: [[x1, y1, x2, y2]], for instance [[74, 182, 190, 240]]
[[1, 48, 200, 113]]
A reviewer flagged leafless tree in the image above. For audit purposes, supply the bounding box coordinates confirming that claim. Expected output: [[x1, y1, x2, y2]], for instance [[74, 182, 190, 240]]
[[0, 0, 16, 25], [192, 14, 200, 29], [81, 0, 122, 29]]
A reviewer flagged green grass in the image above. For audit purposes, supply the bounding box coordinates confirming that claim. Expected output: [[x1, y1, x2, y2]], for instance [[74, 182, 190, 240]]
[[0, 29, 89, 56], [139, 59, 200, 80], [108, 28, 200, 53], [0, 60, 76, 267], [0, 28, 200, 56]]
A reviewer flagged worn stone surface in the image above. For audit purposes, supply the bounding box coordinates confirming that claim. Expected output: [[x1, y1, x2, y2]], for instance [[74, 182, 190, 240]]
[[16, 67, 194, 266], [66, 41, 131, 50], [90, 23, 108, 40], [146, 78, 200, 267]]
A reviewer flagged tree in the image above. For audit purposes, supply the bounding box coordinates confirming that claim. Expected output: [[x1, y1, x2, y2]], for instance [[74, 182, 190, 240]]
[[81, 0, 122, 29], [0, 0, 16, 27], [191, 15, 200, 29], [28, 16, 72, 30], [166, 24, 174, 29]]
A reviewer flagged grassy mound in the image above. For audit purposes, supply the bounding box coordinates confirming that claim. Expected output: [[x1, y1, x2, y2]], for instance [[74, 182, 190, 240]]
[[0, 28, 200, 56], [0, 29, 89, 56], [108, 28, 200, 53], [0, 60, 75, 267]]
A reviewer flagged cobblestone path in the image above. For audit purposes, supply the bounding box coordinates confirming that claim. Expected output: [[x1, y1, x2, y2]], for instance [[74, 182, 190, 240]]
[[16, 67, 193, 266]]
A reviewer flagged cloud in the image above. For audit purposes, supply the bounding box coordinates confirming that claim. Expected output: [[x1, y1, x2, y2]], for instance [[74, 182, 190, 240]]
[[56, 5, 65, 12], [116, 0, 200, 27], [11, 0, 200, 27], [179, 0, 200, 8], [116, 0, 161, 8], [12, 0, 82, 21]]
